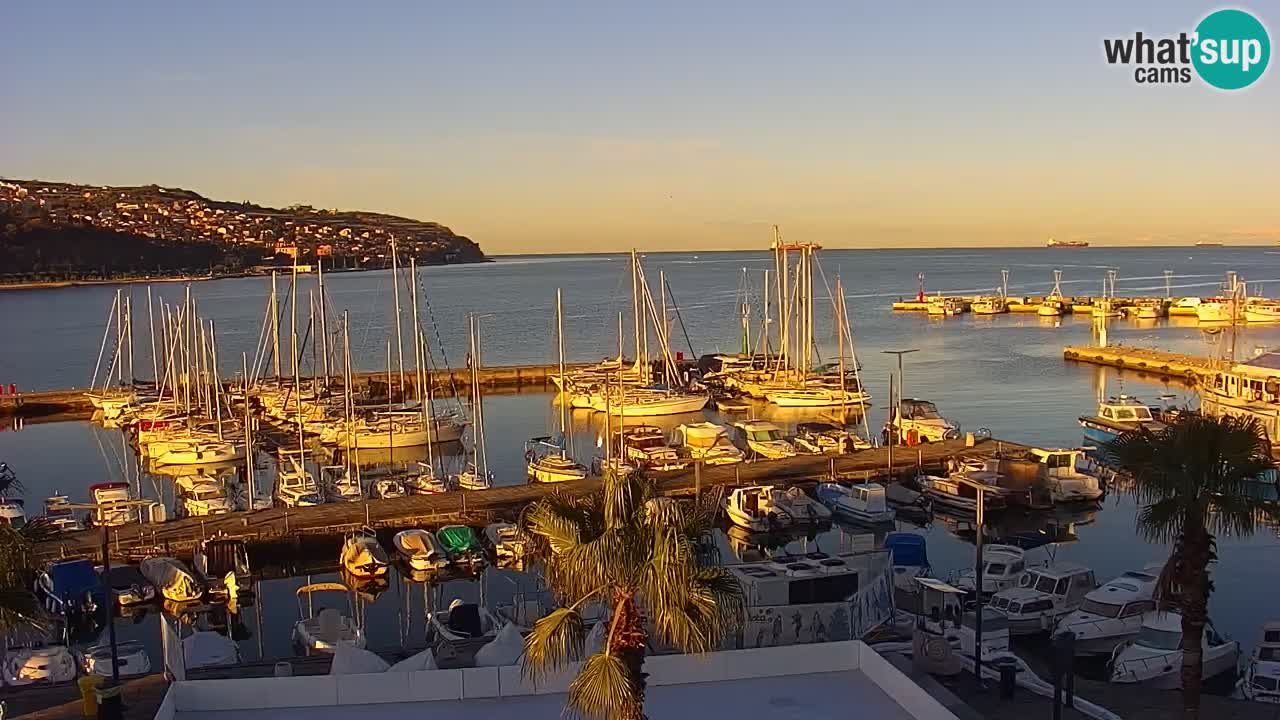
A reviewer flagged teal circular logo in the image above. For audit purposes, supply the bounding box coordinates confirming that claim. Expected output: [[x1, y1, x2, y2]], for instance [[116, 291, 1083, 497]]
[[1193, 9, 1270, 90]]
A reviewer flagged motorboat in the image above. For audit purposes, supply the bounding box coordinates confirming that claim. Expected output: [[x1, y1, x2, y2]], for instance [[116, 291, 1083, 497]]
[[429, 598, 500, 665], [340, 530, 390, 578], [140, 556, 204, 604], [971, 296, 1009, 315], [0, 496, 25, 528], [484, 522, 527, 562], [888, 399, 959, 444], [153, 440, 245, 466], [793, 422, 869, 455], [40, 494, 84, 533], [1078, 395, 1164, 444], [1110, 611, 1239, 688], [1038, 299, 1065, 317], [80, 640, 151, 677], [1026, 448, 1104, 503], [723, 486, 792, 532], [1133, 298, 1167, 319], [274, 450, 322, 507], [322, 466, 365, 502], [102, 564, 156, 607], [178, 478, 234, 517], [732, 421, 797, 459], [1201, 351, 1280, 446], [293, 583, 365, 654], [436, 525, 485, 567], [616, 425, 687, 471], [1055, 566, 1160, 656], [989, 563, 1097, 635], [193, 537, 252, 601], [35, 559, 105, 617], [368, 477, 408, 500], [957, 607, 1015, 664], [393, 528, 449, 572], [89, 481, 138, 526], [814, 482, 896, 523], [1246, 302, 1280, 323], [670, 422, 744, 465], [1168, 296, 1202, 316], [950, 455, 1051, 510], [2, 645, 78, 685], [1195, 298, 1235, 323], [917, 473, 1006, 515], [927, 297, 965, 317], [884, 532, 930, 593], [1238, 621, 1280, 703], [525, 437, 588, 483], [953, 544, 1030, 595], [773, 486, 831, 524]]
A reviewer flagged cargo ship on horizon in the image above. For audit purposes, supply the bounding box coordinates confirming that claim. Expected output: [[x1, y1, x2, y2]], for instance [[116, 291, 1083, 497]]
[[1046, 238, 1089, 248]]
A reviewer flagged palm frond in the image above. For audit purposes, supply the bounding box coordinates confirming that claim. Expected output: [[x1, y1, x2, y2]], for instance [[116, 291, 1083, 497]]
[[523, 492, 588, 555], [522, 607, 588, 683], [0, 588, 47, 635], [646, 567, 744, 653], [567, 652, 638, 720]]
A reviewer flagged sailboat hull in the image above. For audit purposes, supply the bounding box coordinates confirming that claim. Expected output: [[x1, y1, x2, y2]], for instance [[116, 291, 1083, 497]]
[[590, 394, 708, 416], [764, 389, 870, 407]]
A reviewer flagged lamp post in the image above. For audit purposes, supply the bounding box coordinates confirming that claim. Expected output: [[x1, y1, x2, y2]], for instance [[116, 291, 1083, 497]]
[[99, 525, 123, 719], [881, 349, 918, 444], [974, 482, 986, 690]]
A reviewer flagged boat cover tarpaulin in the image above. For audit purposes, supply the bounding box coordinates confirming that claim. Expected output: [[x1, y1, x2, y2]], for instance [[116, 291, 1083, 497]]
[[330, 645, 390, 675], [474, 623, 523, 667], [49, 559, 100, 600], [883, 532, 928, 567], [141, 557, 202, 601]]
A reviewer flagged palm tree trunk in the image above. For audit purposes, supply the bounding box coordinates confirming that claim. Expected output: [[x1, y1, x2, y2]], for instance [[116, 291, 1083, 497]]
[[615, 594, 649, 720], [1179, 521, 1213, 720]]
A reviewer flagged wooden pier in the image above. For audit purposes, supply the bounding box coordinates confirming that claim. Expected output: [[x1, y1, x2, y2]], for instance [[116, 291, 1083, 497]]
[[1062, 344, 1219, 384], [35, 437, 1019, 562], [0, 362, 589, 423]]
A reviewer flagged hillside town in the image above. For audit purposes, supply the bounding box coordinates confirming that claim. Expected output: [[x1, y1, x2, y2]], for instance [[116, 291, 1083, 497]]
[[0, 179, 486, 283]]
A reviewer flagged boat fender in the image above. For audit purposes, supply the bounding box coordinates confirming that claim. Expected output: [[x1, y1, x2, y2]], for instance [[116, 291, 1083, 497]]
[[906, 429, 919, 446]]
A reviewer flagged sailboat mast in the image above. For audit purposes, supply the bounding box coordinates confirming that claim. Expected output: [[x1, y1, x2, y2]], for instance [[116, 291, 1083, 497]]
[[291, 262, 304, 464], [242, 352, 255, 506], [630, 249, 642, 375], [837, 275, 846, 417], [471, 314, 488, 478], [762, 269, 771, 362], [270, 271, 281, 380], [556, 289, 569, 457], [318, 257, 330, 385], [740, 268, 750, 355], [210, 320, 223, 440], [124, 294, 136, 385], [410, 258, 424, 420], [391, 237, 406, 399], [147, 286, 159, 384], [617, 311, 625, 439]]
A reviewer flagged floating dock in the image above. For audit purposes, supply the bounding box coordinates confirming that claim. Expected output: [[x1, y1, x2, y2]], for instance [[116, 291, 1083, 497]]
[[1062, 345, 1219, 384], [36, 437, 1020, 562]]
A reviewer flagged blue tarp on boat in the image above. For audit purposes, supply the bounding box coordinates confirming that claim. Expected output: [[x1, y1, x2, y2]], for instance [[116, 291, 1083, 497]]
[[49, 559, 103, 603], [884, 532, 928, 567]]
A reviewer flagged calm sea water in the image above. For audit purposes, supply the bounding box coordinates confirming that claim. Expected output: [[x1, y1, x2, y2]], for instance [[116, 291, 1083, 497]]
[[2, 246, 1279, 670]]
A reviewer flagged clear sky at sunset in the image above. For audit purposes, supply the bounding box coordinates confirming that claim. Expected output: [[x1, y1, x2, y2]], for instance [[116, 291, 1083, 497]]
[[3, 2, 1276, 253]]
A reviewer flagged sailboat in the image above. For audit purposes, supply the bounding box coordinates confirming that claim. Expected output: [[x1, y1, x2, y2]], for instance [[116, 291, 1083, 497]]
[[454, 314, 494, 491], [528, 289, 588, 483]]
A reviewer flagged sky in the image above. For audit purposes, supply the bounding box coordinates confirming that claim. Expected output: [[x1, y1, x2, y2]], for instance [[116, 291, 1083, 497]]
[[2, 1, 1277, 253]]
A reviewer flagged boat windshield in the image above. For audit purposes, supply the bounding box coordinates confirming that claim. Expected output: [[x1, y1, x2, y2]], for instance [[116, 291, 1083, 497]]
[[904, 403, 940, 419], [629, 436, 666, 450], [1136, 627, 1183, 650], [986, 563, 1007, 575], [191, 487, 224, 501], [1260, 647, 1280, 662], [1114, 406, 1153, 421], [1034, 575, 1069, 595], [1253, 675, 1279, 691], [748, 429, 782, 442], [1079, 598, 1123, 618]]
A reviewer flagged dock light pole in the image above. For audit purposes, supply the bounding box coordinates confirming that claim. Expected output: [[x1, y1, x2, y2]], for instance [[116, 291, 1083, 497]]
[[99, 525, 123, 719], [973, 483, 986, 690], [881, 349, 918, 444]]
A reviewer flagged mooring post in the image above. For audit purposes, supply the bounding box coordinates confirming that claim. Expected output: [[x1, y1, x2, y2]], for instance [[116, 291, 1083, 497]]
[[695, 461, 702, 496]]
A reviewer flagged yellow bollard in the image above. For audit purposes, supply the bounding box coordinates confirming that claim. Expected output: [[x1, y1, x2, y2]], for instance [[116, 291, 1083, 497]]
[[78, 675, 103, 717]]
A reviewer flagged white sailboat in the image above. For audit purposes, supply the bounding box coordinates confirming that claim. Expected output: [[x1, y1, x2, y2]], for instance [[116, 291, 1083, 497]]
[[452, 314, 494, 491], [528, 289, 588, 483]]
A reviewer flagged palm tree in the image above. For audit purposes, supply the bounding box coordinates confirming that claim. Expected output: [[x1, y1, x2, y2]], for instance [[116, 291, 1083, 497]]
[[1103, 412, 1277, 719], [0, 520, 54, 634], [520, 469, 744, 720]]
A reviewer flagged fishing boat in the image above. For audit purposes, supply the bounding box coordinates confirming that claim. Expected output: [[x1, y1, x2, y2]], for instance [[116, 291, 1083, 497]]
[[888, 398, 959, 444], [80, 640, 151, 678], [429, 598, 500, 665], [101, 564, 156, 607], [1078, 395, 1164, 444], [953, 544, 1030, 595], [723, 486, 792, 532], [1026, 448, 1105, 504], [1133, 298, 1167, 319], [1110, 611, 1239, 688], [1201, 351, 1280, 445], [971, 296, 1009, 315], [1238, 621, 1280, 703], [1054, 566, 1160, 656], [793, 422, 869, 455], [89, 481, 138, 527], [989, 563, 1097, 635], [436, 524, 485, 567], [35, 559, 105, 617], [193, 537, 252, 601], [293, 583, 365, 653], [140, 556, 204, 604], [733, 420, 797, 459], [1169, 296, 1202, 316], [393, 528, 449, 572], [1246, 302, 1280, 323], [918, 473, 1006, 515], [616, 425, 687, 471], [814, 482, 895, 523], [926, 297, 965, 316], [484, 522, 527, 562], [1037, 270, 1066, 316], [340, 530, 390, 578], [670, 422, 743, 465], [2, 645, 78, 686]]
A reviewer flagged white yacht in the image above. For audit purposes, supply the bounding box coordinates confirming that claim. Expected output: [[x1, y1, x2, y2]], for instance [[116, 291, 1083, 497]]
[[1026, 448, 1105, 504], [1111, 611, 1239, 688], [178, 478, 233, 517], [814, 482, 895, 524], [953, 544, 1029, 595], [589, 388, 708, 416], [670, 422, 744, 465], [723, 486, 792, 532], [617, 425, 688, 471], [733, 420, 797, 459], [989, 563, 1097, 635], [889, 399, 959, 444], [1238, 621, 1280, 703], [1195, 297, 1235, 323], [1055, 566, 1159, 656]]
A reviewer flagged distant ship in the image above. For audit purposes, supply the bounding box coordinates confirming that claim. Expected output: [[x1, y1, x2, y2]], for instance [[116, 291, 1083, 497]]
[[1195, 241, 1225, 247], [1046, 238, 1089, 248]]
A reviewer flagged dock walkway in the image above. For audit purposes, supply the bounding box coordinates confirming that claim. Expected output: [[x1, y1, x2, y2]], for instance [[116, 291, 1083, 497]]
[[1062, 344, 1220, 384], [36, 437, 1017, 561]]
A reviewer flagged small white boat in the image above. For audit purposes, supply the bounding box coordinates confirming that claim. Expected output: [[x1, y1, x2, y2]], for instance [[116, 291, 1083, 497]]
[[525, 439, 588, 483], [1111, 612, 1239, 688], [617, 425, 687, 471], [953, 544, 1029, 595], [275, 451, 322, 507], [918, 473, 1006, 515], [1246, 302, 1280, 323], [793, 422, 869, 455], [1078, 395, 1164, 445], [774, 486, 831, 524], [723, 486, 792, 532], [889, 398, 959, 444], [2, 645, 78, 685], [368, 477, 407, 500], [1055, 566, 1160, 656], [1133, 299, 1166, 319], [182, 630, 241, 669], [1027, 448, 1104, 504], [392, 529, 448, 572], [0, 496, 25, 529], [340, 530, 390, 578], [80, 640, 151, 677], [178, 478, 234, 517], [990, 563, 1097, 635], [1238, 621, 1280, 703], [733, 420, 797, 459], [671, 422, 743, 465], [429, 599, 499, 665], [1038, 299, 1065, 317], [484, 522, 527, 561], [140, 556, 204, 604], [815, 482, 895, 523], [90, 481, 138, 527], [293, 583, 366, 654]]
